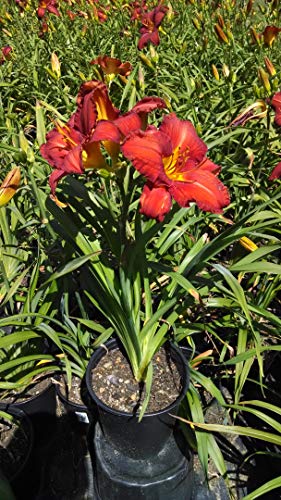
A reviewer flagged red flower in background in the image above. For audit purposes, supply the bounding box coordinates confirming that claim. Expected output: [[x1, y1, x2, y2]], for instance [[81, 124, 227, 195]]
[[37, 0, 60, 19], [262, 25, 281, 47], [271, 92, 281, 126], [0, 45, 12, 65], [269, 162, 281, 180], [122, 113, 230, 221], [138, 4, 168, 49], [130, 0, 148, 21], [90, 55, 132, 77]]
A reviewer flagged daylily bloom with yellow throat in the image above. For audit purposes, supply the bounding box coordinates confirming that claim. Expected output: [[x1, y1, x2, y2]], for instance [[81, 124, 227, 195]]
[[262, 25, 281, 47], [90, 55, 132, 78], [40, 80, 166, 196], [122, 113, 230, 221], [37, 0, 60, 18]]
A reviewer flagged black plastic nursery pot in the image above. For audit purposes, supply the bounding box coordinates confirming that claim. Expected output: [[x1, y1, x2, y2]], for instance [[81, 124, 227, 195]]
[[86, 339, 194, 500], [55, 374, 92, 425], [0, 377, 57, 446], [0, 406, 35, 498], [4, 378, 57, 418]]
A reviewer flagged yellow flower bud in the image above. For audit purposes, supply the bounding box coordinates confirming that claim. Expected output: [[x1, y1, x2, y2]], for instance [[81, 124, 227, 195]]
[[211, 64, 220, 81], [239, 237, 258, 252], [139, 53, 154, 69], [258, 67, 271, 92], [0, 167, 21, 207], [149, 45, 158, 63], [222, 63, 230, 78], [51, 52, 61, 79], [138, 65, 145, 91], [192, 17, 201, 30]]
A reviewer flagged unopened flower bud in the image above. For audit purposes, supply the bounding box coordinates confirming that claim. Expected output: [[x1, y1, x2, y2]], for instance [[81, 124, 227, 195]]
[[264, 56, 276, 76], [149, 45, 158, 63], [211, 64, 220, 81], [214, 24, 229, 44], [0, 167, 20, 207], [250, 27, 261, 45], [246, 0, 253, 15], [138, 65, 145, 91], [51, 52, 61, 79], [258, 67, 271, 92], [139, 53, 154, 69], [217, 14, 225, 28], [192, 17, 201, 30], [222, 63, 230, 78]]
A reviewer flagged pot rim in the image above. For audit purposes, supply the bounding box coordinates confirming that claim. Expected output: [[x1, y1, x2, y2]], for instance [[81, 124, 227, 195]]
[[54, 374, 88, 411], [86, 339, 189, 418], [0, 374, 54, 407]]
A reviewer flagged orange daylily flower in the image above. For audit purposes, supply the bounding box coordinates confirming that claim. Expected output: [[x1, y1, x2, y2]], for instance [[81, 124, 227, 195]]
[[90, 55, 132, 77]]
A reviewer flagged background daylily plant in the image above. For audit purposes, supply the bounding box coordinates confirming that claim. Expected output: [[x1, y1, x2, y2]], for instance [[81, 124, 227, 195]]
[[40, 66, 230, 413]]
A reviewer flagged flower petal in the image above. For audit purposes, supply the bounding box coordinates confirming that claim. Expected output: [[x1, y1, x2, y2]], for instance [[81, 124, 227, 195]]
[[271, 92, 281, 126], [131, 96, 167, 115], [83, 141, 107, 170], [198, 157, 221, 174], [269, 162, 281, 180], [138, 29, 160, 49], [40, 122, 83, 169], [122, 128, 172, 183], [113, 112, 142, 137], [75, 80, 119, 135], [140, 184, 172, 221], [91, 120, 121, 143], [88, 120, 121, 164], [159, 114, 208, 163], [49, 169, 68, 196], [170, 169, 230, 213]]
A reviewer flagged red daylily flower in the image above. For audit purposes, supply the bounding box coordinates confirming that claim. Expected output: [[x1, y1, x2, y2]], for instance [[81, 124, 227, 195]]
[[138, 5, 168, 50], [66, 10, 76, 20], [40, 115, 86, 196], [269, 162, 281, 180], [90, 55, 132, 77], [86, 95, 167, 167], [0, 45, 12, 65], [41, 81, 119, 194], [271, 92, 281, 126], [122, 113, 230, 221], [130, 1, 148, 21], [37, 0, 60, 18], [41, 79, 167, 196]]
